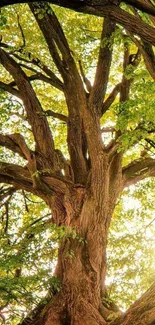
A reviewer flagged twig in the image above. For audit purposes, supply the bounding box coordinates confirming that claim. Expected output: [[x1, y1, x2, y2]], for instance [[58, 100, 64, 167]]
[[17, 13, 26, 50], [22, 190, 29, 212], [101, 126, 116, 133], [4, 202, 9, 233], [45, 110, 68, 123]]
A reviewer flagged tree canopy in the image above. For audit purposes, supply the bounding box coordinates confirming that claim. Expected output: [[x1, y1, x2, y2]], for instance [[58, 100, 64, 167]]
[[1, 1, 155, 325]]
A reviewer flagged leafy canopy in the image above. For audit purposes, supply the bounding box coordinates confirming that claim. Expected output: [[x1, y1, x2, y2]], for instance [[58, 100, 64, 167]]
[[0, 3, 155, 324]]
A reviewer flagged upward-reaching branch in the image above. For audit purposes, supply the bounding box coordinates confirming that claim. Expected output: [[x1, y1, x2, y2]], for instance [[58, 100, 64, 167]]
[[29, 2, 76, 80], [89, 18, 116, 116], [128, 33, 155, 80], [0, 48, 55, 169], [29, 3, 89, 184], [120, 44, 131, 102]]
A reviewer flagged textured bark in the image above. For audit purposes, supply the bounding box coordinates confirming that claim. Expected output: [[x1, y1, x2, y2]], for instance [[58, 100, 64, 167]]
[[1, 2, 155, 325], [17, 281, 155, 325], [111, 283, 155, 325], [18, 181, 155, 325], [1, 1, 155, 46], [89, 18, 116, 116], [13, 147, 123, 325], [19, 172, 120, 325]]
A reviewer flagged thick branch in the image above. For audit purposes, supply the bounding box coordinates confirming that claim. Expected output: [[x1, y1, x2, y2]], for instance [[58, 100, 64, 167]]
[[124, 0, 155, 16], [29, 2, 74, 79], [123, 157, 155, 187], [72, 5, 155, 46], [0, 81, 21, 98], [101, 83, 121, 115], [0, 48, 55, 168], [29, 3, 88, 184], [127, 32, 155, 80], [106, 46, 137, 156], [111, 282, 155, 325], [45, 110, 68, 123], [89, 18, 116, 115], [0, 161, 69, 198], [141, 41, 155, 79], [120, 44, 131, 102], [2, 2, 155, 46], [0, 133, 27, 159], [0, 162, 34, 192]]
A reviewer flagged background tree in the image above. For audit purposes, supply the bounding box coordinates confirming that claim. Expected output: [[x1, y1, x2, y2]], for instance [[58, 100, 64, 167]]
[[1, 1, 155, 324]]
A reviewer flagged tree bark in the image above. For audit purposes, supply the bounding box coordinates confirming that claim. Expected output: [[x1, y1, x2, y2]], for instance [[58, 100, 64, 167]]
[[19, 183, 155, 325], [111, 283, 155, 325], [18, 159, 121, 325], [1, 2, 155, 324], [1, 1, 155, 47]]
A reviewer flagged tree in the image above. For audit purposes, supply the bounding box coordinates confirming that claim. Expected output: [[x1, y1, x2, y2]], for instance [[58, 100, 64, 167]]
[[1, 1, 155, 324]]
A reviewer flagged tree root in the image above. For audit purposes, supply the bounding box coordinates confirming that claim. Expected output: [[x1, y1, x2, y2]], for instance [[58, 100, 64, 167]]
[[20, 294, 107, 325]]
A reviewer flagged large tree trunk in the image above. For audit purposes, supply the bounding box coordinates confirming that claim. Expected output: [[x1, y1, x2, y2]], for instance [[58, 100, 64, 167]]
[[20, 168, 116, 325], [18, 146, 123, 325], [19, 169, 155, 325], [44, 196, 110, 325], [20, 187, 155, 325], [52, 204, 108, 324], [2, 2, 155, 325]]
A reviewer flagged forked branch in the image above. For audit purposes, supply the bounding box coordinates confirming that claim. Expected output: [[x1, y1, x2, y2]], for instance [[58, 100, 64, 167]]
[[0, 134, 25, 159], [0, 81, 21, 98], [29, 2, 88, 184], [29, 2, 75, 79], [10, 51, 64, 91]]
